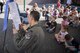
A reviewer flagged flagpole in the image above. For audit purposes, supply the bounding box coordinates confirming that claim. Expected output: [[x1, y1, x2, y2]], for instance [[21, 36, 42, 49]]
[[3, 29, 8, 53], [3, 3, 9, 53], [3, 13, 9, 53], [24, 0, 26, 11]]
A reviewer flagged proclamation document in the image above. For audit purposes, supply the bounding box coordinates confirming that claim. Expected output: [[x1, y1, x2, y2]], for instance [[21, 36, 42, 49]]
[[9, 2, 21, 30]]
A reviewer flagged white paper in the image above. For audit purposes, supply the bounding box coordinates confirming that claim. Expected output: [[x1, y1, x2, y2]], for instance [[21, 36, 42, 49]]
[[9, 2, 21, 30]]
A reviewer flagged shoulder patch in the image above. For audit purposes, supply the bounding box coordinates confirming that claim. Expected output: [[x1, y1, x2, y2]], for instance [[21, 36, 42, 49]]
[[25, 32, 32, 39]]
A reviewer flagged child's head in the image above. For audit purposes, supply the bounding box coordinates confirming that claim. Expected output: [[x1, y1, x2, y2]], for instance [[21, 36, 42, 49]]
[[65, 34, 73, 41], [33, 3, 38, 8], [26, 8, 29, 11], [52, 16, 56, 21], [74, 7, 77, 11], [66, 5, 71, 9], [48, 6, 51, 9], [42, 4, 46, 8], [62, 16, 68, 21]]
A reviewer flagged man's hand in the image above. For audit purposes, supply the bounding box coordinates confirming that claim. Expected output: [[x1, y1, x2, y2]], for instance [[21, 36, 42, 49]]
[[22, 24, 29, 32], [19, 24, 24, 30], [19, 24, 30, 32]]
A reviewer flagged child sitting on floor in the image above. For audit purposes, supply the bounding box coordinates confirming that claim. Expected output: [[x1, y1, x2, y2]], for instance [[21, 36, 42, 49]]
[[69, 16, 80, 28], [45, 16, 57, 33], [73, 17, 80, 28], [64, 34, 80, 53], [55, 27, 68, 43], [61, 16, 69, 30]]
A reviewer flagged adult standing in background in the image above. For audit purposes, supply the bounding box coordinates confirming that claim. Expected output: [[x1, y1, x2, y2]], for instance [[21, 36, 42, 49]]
[[57, 0, 61, 8], [31, 3, 40, 12], [0, 0, 4, 13]]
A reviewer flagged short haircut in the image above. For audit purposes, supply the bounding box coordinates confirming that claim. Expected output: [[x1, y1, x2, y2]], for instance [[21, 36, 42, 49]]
[[30, 11, 40, 21], [62, 16, 68, 20], [26, 8, 29, 10], [65, 34, 72, 41]]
